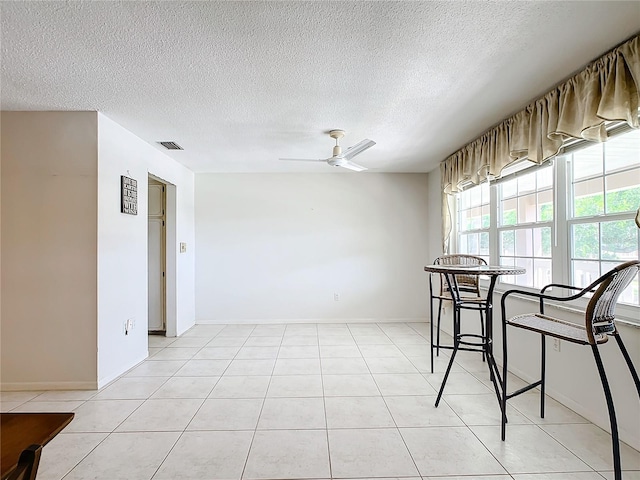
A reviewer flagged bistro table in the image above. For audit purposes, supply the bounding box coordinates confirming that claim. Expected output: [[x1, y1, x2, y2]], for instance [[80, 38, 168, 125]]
[[423, 264, 525, 410], [1, 412, 74, 480]]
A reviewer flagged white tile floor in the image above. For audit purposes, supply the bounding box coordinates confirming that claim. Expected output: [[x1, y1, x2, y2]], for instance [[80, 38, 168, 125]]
[[2, 322, 639, 480]]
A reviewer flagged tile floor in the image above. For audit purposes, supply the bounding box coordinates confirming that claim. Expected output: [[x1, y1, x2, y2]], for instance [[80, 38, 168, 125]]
[[2, 322, 639, 480]]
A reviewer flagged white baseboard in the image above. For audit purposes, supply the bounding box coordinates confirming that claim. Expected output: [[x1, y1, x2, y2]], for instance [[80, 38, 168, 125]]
[[195, 317, 428, 325], [97, 353, 148, 389], [0, 381, 97, 391]]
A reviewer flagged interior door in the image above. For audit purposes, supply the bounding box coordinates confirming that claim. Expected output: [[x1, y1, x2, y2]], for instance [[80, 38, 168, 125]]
[[148, 182, 165, 332]]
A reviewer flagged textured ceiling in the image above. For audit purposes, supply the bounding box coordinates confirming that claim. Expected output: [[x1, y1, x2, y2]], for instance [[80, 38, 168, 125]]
[[1, 1, 639, 173]]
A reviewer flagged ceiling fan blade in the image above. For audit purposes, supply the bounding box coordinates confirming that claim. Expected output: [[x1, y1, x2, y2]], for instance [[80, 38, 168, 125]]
[[342, 139, 376, 160], [279, 158, 326, 162], [339, 160, 368, 172]]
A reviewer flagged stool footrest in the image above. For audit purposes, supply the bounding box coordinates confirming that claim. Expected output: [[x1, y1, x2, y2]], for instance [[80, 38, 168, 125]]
[[505, 380, 543, 400], [456, 333, 492, 349]]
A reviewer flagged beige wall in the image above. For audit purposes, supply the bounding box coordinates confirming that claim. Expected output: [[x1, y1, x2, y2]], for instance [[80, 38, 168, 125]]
[[1, 112, 98, 389]]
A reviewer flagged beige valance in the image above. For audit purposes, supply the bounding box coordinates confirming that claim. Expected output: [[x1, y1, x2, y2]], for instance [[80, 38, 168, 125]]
[[441, 34, 640, 252]]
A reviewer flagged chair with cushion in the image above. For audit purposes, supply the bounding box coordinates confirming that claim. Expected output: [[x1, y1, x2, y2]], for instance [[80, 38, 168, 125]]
[[500, 259, 640, 480], [429, 254, 488, 373]]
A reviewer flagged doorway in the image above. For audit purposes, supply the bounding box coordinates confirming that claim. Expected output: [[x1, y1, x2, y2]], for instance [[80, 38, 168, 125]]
[[148, 177, 166, 334]]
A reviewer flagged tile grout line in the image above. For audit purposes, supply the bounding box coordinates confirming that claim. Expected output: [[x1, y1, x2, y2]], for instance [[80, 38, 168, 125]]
[[151, 323, 252, 480], [239, 323, 284, 480]]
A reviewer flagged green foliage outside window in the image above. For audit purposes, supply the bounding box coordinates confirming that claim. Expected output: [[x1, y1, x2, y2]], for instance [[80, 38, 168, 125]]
[[606, 187, 640, 214], [601, 220, 638, 259], [574, 194, 604, 217], [573, 223, 599, 259], [502, 209, 516, 226], [540, 204, 553, 222]]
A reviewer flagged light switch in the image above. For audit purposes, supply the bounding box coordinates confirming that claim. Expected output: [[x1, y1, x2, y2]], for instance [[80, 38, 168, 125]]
[[180, 242, 187, 253]]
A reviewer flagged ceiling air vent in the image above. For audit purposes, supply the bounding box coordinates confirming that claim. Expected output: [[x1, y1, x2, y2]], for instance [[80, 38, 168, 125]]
[[158, 141, 183, 150]]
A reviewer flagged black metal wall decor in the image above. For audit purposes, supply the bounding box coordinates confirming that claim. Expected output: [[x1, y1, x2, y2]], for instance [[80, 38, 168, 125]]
[[121, 175, 138, 215]]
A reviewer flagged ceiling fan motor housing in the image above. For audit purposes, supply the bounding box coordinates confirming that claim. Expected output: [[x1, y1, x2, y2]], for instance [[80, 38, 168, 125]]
[[329, 130, 345, 158]]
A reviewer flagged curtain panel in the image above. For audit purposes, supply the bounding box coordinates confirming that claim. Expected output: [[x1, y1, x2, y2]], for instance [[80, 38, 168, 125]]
[[441, 34, 640, 253]]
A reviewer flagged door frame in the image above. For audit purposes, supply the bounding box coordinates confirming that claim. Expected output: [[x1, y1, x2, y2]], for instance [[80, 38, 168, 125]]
[[148, 178, 166, 333], [148, 174, 177, 337]]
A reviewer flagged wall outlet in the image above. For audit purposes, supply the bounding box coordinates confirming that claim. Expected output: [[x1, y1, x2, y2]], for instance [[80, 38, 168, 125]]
[[124, 318, 134, 335], [552, 338, 561, 352], [334, 293, 340, 301]]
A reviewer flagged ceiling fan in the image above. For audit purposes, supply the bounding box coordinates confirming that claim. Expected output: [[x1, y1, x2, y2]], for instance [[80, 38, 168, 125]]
[[280, 130, 375, 171]]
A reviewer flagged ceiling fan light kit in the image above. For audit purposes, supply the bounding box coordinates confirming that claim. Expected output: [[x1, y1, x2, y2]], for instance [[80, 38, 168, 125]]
[[280, 130, 375, 172]]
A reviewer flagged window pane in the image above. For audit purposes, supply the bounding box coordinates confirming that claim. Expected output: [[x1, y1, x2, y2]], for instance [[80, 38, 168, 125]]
[[499, 256, 516, 284], [501, 230, 515, 256], [459, 234, 468, 253], [459, 190, 470, 210], [534, 258, 552, 288], [572, 223, 599, 259], [502, 179, 517, 199], [573, 260, 600, 288], [515, 228, 533, 256], [480, 232, 489, 256], [466, 233, 479, 254], [481, 182, 490, 204], [605, 129, 640, 173], [574, 178, 604, 217], [481, 205, 490, 228], [514, 257, 533, 287], [533, 227, 552, 257], [469, 187, 481, 207], [459, 209, 469, 232], [573, 144, 603, 180], [601, 219, 638, 260], [605, 169, 640, 214], [518, 193, 537, 223], [502, 198, 517, 226], [518, 171, 536, 195], [537, 167, 553, 189], [537, 189, 554, 221]]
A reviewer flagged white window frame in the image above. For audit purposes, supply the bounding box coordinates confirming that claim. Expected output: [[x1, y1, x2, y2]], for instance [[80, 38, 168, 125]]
[[455, 182, 490, 263], [496, 163, 555, 289]]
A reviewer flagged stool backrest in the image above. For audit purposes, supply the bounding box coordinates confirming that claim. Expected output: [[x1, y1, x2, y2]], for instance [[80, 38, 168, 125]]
[[586, 260, 640, 344], [434, 254, 487, 295]]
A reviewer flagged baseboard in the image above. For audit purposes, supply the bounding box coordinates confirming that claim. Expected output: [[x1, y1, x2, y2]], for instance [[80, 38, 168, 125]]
[[97, 353, 148, 389], [195, 317, 428, 325], [0, 381, 98, 391]]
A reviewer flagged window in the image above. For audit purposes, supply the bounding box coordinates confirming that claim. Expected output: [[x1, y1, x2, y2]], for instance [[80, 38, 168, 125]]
[[568, 130, 640, 306], [453, 127, 640, 312], [456, 183, 490, 263], [498, 165, 553, 288]]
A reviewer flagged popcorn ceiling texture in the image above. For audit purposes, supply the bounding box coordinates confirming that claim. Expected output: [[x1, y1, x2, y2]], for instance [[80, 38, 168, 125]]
[[1, 1, 638, 173]]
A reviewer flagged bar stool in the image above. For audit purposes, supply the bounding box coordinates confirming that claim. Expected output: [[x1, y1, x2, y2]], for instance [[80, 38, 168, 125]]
[[500, 260, 640, 480], [429, 254, 488, 373]]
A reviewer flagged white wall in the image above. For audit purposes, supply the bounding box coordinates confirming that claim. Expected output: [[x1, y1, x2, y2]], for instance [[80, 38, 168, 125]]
[[1, 112, 99, 389], [195, 173, 429, 322], [97, 114, 195, 387], [428, 168, 640, 449]]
